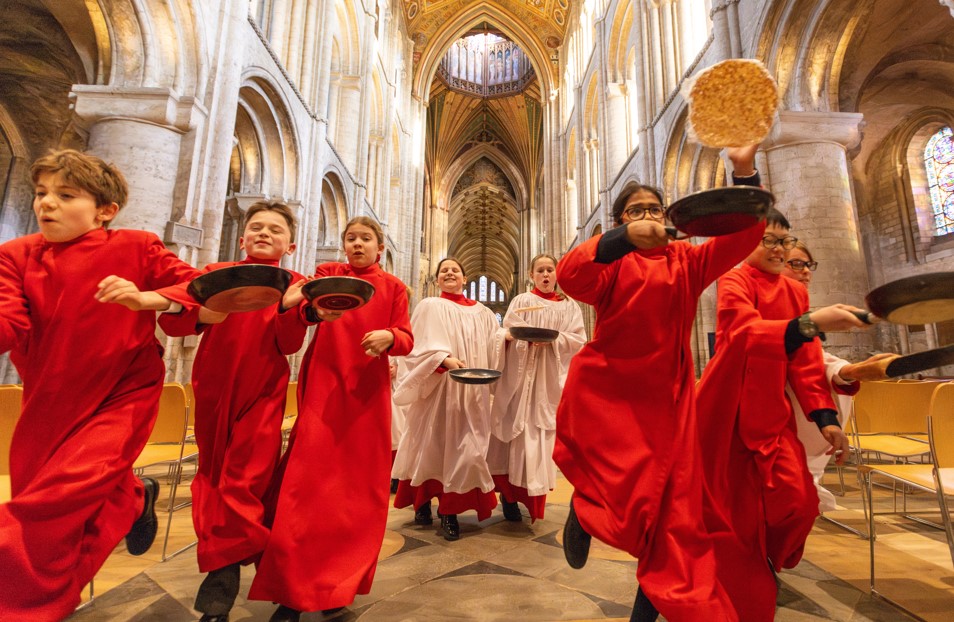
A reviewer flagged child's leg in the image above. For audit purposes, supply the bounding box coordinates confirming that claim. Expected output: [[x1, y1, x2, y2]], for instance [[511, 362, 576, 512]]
[[193, 394, 284, 572], [0, 371, 161, 620], [760, 430, 819, 569]]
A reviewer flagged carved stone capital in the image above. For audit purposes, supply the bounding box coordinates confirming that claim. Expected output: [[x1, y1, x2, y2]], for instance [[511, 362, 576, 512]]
[[763, 111, 865, 151], [70, 86, 202, 132]]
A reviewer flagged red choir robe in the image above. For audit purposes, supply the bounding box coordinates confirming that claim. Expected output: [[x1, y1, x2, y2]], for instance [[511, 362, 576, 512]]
[[0, 229, 199, 621], [553, 221, 764, 622], [248, 261, 412, 612], [696, 262, 837, 621], [157, 256, 307, 573]]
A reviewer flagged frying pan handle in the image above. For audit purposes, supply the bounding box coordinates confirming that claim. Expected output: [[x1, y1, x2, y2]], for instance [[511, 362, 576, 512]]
[[852, 310, 875, 325], [664, 226, 689, 240]]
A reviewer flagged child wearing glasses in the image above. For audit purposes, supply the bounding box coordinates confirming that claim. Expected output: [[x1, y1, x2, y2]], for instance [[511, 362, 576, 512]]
[[553, 145, 766, 622], [696, 211, 874, 621], [781, 241, 898, 513]]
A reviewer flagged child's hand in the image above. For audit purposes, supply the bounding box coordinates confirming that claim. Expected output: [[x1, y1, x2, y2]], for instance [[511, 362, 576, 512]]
[[727, 144, 758, 177], [198, 307, 229, 324], [96, 275, 164, 311], [441, 357, 466, 370], [313, 305, 344, 322], [838, 352, 900, 382], [625, 220, 669, 250], [282, 277, 309, 310], [821, 425, 850, 465], [361, 329, 394, 357], [809, 304, 870, 332]]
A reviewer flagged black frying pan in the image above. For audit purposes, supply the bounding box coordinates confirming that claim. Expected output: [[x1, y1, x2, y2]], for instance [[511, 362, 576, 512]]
[[301, 276, 375, 311], [664, 186, 774, 239], [886, 344, 954, 377], [509, 327, 559, 343], [865, 272, 954, 325], [188, 264, 292, 313], [448, 368, 502, 384]]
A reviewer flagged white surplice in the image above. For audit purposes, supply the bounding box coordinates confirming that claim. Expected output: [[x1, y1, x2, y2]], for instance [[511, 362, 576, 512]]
[[392, 297, 503, 494], [487, 293, 587, 496]]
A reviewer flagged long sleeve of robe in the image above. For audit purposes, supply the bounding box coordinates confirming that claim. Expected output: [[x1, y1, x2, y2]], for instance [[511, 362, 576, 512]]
[[248, 261, 412, 612], [391, 296, 501, 519], [0, 229, 199, 621], [696, 262, 839, 622], [553, 219, 765, 622], [156, 257, 307, 572], [487, 292, 586, 519]]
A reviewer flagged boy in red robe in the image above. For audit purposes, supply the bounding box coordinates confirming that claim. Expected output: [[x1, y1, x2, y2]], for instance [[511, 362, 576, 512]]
[[0, 149, 201, 621], [249, 216, 413, 622], [695, 208, 870, 621], [554, 147, 766, 622], [156, 201, 307, 622]]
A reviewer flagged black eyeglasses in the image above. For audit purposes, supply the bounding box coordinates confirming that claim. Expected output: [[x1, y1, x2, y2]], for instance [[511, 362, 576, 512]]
[[761, 235, 798, 250], [786, 259, 818, 272], [623, 205, 666, 220]]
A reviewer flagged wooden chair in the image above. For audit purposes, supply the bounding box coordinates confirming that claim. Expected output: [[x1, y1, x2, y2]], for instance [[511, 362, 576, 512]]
[[864, 382, 954, 603], [281, 380, 298, 451], [0, 385, 22, 503], [133, 383, 198, 560]]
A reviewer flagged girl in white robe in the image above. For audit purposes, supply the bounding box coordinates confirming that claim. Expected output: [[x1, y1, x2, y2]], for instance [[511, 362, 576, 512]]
[[488, 254, 586, 522], [392, 258, 503, 540]]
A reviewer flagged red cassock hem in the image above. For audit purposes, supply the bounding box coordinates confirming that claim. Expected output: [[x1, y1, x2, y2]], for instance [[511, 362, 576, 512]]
[[393, 479, 498, 521], [491, 475, 547, 521]]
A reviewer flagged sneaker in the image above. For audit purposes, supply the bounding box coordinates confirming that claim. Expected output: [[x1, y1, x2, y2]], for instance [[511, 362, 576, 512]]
[[125, 477, 159, 555]]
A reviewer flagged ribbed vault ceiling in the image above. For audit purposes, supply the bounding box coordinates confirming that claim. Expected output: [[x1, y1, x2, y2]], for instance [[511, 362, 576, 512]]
[[427, 55, 542, 295]]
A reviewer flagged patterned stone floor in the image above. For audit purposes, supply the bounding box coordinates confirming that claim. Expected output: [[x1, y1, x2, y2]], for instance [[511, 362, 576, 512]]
[[68, 470, 952, 621]]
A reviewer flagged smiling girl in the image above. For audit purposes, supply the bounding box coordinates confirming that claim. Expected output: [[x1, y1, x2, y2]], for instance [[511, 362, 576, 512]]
[[249, 216, 413, 621], [391, 257, 501, 541]]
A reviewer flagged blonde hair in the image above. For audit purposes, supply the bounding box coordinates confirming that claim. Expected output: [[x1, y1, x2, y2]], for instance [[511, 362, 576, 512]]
[[30, 149, 128, 213], [341, 216, 384, 246]]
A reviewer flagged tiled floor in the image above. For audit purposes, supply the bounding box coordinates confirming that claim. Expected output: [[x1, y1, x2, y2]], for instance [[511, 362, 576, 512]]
[[69, 467, 953, 621]]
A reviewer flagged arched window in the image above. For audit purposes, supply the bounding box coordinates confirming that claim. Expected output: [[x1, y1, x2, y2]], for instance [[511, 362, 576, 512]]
[[479, 275, 488, 301], [925, 126, 954, 236]]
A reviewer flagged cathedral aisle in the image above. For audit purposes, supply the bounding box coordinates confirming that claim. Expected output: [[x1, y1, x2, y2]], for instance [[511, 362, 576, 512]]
[[68, 472, 950, 621]]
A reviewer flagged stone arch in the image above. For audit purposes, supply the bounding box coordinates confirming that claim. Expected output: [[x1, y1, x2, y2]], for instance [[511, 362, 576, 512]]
[[438, 144, 528, 211], [236, 71, 302, 199], [606, 0, 634, 84], [333, 0, 361, 75], [320, 169, 351, 245], [661, 107, 725, 202], [413, 7, 555, 101]]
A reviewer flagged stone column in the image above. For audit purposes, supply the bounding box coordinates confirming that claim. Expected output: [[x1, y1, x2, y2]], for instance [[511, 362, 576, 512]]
[[762, 110, 870, 360], [605, 83, 630, 175], [71, 86, 190, 239], [335, 76, 362, 173]]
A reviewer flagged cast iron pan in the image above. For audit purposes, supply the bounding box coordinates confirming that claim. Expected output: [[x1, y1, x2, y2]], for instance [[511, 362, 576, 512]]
[[509, 327, 559, 343], [886, 344, 954, 377], [187, 264, 292, 313], [302, 276, 375, 311], [449, 368, 502, 385], [865, 272, 954, 325], [665, 186, 774, 239]]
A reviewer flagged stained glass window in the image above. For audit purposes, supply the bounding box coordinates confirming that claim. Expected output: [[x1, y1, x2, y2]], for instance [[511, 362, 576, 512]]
[[925, 126, 954, 236], [479, 276, 488, 301]]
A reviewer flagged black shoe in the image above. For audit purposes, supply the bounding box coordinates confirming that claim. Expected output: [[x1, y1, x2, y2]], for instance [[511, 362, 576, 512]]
[[440, 513, 460, 541], [500, 495, 522, 522], [414, 502, 433, 525], [125, 477, 159, 555], [269, 605, 301, 622], [563, 499, 591, 569], [390, 478, 399, 494], [629, 586, 659, 622], [195, 563, 241, 618]]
